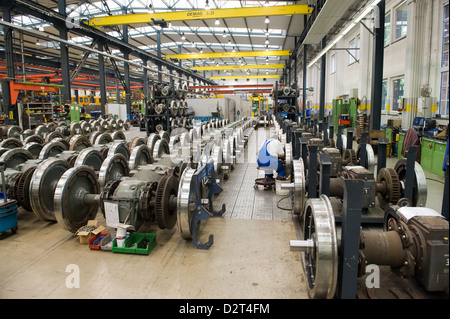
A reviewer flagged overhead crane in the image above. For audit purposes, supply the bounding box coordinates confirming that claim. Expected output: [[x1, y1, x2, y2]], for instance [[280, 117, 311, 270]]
[[210, 75, 280, 80], [166, 50, 291, 60], [191, 64, 284, 71], [87, 4, 313, 27]]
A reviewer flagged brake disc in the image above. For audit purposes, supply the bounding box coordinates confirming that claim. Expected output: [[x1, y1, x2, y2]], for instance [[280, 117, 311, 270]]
[[29, 158, 71, 221], [54, 165, 100, 233], [9, 166, 36, 211], [74, 148, 104, 172], [98, 153, 130, 187], [128, 144, 153, 170]]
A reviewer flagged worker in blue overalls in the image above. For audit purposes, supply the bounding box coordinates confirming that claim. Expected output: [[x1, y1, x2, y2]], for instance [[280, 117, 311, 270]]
[[257, 134, 286, 180]]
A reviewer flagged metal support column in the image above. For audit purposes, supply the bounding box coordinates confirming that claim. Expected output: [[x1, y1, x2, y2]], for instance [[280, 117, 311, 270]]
[[338, 178, 364, 299], [98, 41, 107, 117], [369, 0, 385, 131], [122, 9, 131, 117], [302, 45, 307, 125], [319, 36, 326, 128], [156, 30, 162, 83], [58, 0, 71, 104], [1, 5, 15, 123], [143, 59, 150, 137]]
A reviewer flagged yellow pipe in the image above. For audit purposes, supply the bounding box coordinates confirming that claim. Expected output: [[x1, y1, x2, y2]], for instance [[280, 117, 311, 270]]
[[168, 50, 290, 60], [88, 4, 313, 27], [192, 64, 284, 71], [210, 75, 280, 79]]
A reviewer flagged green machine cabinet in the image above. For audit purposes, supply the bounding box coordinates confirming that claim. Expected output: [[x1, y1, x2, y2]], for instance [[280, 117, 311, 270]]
[[331, 98, 357, 129], [431, 139, 447, 177], [421, 137, 434, 171], [397, 132, 405, 159], [420, 137, 447, 177], [70, 104, 80, 123]]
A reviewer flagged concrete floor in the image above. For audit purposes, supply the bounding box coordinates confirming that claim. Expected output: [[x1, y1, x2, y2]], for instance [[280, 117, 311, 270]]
[[0, 124, 446, 299]]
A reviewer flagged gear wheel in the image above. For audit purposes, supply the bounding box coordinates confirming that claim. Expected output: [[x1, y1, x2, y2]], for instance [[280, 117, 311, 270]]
[[9, 167, 36, 211], [344, 148, 357, 165], [377, 168, 401, 209], [155, 173, 179, 230]]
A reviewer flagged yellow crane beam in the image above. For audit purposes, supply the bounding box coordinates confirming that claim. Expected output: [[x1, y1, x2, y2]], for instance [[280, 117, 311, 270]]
[[210, 75, 280, 80], [167, 50, 290, 60], [88, 4, 313, 27], [192, 64, 284, 71]]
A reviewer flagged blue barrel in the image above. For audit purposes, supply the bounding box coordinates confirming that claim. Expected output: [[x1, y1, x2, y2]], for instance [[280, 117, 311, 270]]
[[0, 199, 19, 234]]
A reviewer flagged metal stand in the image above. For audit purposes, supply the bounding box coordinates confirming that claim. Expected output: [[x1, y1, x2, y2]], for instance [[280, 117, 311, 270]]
[[404, 145, 418, 203], [338, 178, 365, 299], [377, 137, 389, 176]]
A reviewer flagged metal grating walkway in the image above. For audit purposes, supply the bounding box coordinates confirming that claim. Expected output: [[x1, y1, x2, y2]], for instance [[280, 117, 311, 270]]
[[214, 127, 294, 221]]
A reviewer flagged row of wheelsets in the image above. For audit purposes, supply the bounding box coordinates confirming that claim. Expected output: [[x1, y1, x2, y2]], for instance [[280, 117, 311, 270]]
[[272, 115, 449, 299]]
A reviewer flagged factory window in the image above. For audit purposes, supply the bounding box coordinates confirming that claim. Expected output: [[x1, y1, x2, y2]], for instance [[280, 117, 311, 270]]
[[440, 4, 449, 116], [384, 12, 391, 46], [440, 71, 449, 116], [330, 53, 336, 74], [442, 4, 449, 68], [394, 2, 408, 40], [392, 77, 405, 111], [382, 80, 388, 111], [348, 36, 359, 65]]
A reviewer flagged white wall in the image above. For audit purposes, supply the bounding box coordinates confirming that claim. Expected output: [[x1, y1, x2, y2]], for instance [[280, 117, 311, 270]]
[[299, 0, 449, 128]]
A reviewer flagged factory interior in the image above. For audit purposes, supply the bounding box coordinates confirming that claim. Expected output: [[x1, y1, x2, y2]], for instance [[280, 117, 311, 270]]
[[0, 0, 448, 308]]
